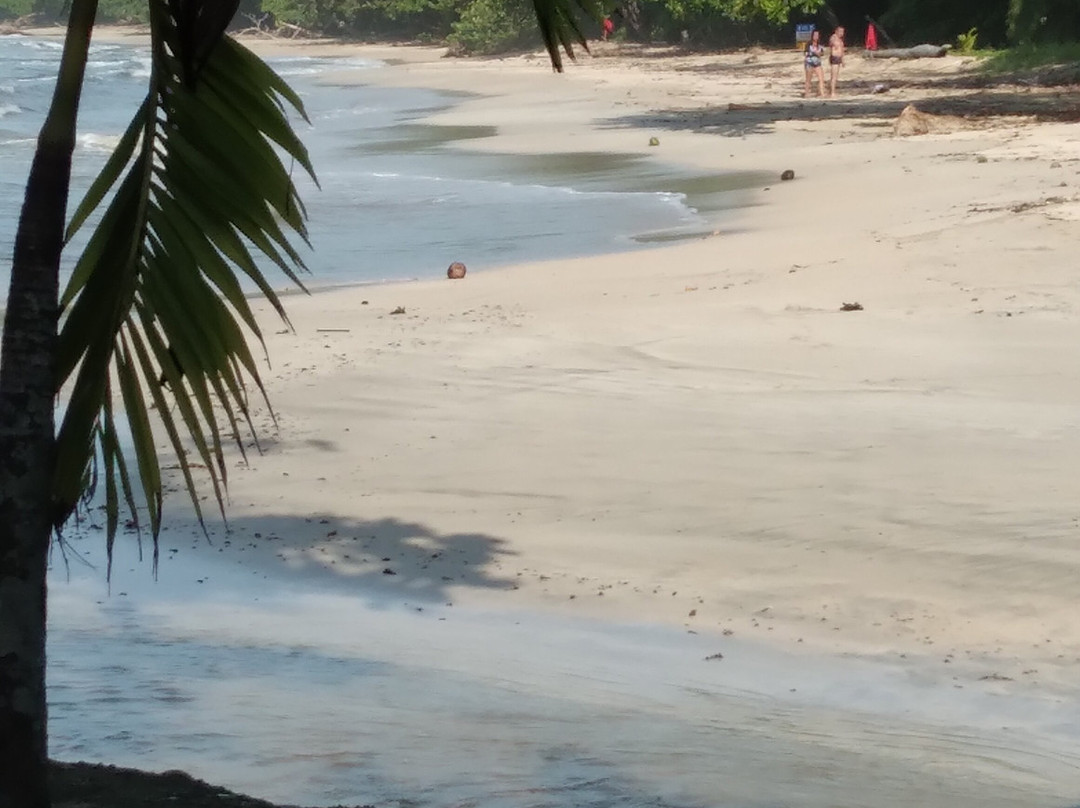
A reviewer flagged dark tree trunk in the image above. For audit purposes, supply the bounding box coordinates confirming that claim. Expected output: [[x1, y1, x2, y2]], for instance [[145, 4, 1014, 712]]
[[0, 3, 98, 807], [620, 0, 644, 37]]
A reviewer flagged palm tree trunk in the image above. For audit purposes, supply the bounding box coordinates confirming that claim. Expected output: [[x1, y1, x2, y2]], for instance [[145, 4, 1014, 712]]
[[0, 3, 98, 807]]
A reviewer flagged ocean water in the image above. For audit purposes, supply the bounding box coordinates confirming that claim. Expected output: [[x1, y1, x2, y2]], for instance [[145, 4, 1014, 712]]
[[0, 33, 764, 295]]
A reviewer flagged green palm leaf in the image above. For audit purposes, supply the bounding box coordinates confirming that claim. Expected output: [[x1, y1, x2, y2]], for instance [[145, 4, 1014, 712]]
[[530, 0, 609, 71], [54, 0, 314, 559]]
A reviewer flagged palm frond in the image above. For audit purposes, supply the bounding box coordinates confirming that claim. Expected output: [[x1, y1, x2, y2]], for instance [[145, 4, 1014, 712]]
[[530, 0, 609, 71], [54, 0, 314, 563]]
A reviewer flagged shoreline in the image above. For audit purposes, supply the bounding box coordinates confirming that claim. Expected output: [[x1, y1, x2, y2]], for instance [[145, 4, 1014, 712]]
[[49, 529, 1080, 806], [27, 23, 1080, 806], [220, 38, 1080, 674], [32, 25, 1079, 692], [2, 27, 767, 295]]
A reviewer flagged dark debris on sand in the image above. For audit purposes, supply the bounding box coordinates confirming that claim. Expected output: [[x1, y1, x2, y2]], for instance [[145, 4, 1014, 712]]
[[50, 761, 374, 808]]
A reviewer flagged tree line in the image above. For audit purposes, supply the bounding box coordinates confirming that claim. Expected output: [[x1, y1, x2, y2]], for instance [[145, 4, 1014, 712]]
[[2, 0, 1078, 53]]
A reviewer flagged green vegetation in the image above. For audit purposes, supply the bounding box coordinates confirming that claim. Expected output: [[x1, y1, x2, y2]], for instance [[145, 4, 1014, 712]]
[[1008, 0, 1080, 44], [955, 26, 978, 54], [4, 0, 1076, 55], [0, 0, 259, 22], [0, 0, 31, 19], [984, 40, 1080, 71], [0, 0, 826, 46], [96, 0, 151, 20], [876, 0, 1009, 48], [449, 0, 540, 54], [0, 0, 141, 19]]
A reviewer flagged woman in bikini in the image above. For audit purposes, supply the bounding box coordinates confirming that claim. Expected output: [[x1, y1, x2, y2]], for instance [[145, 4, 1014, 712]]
[[803, 29, 825, 98]]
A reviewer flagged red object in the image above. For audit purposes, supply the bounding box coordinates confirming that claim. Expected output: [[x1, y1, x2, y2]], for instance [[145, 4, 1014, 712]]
[[602, 17, 614, 37], [865, 23, 878, 51]]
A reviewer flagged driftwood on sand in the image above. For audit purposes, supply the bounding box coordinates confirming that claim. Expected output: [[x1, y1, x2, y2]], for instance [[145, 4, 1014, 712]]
[[868, 44, 949, 60], [232, 12, 313, 38]]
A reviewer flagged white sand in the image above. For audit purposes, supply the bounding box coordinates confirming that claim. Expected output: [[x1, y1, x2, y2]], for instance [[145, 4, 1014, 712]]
[[205, 40, 1080, 692]]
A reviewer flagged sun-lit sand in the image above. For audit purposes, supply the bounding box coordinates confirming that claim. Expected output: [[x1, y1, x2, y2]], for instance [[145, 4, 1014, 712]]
[[209, 37, 1080, 689]]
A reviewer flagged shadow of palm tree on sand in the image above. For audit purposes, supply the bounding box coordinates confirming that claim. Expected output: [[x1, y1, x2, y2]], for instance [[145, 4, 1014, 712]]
[[130, 513, 519, 609]]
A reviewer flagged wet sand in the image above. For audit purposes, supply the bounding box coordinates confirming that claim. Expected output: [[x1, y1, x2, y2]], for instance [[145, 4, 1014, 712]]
[[49, 532, 1080, 806]]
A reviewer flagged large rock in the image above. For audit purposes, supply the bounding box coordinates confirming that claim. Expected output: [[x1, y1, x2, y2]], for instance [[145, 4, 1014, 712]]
[[893, 104, 969, 136]]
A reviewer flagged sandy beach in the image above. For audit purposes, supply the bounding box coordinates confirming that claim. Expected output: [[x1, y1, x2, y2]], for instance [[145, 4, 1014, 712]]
[[209, 38, 1080, 683], [29, 24, 1080, 806]]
